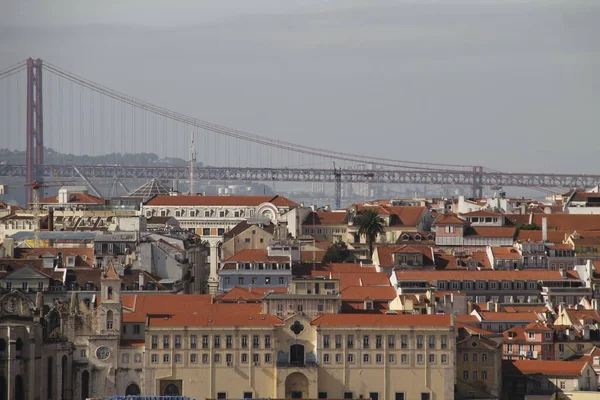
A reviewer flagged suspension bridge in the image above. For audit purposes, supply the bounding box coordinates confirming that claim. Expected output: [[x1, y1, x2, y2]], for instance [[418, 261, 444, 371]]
[[1, 58, 598, 205]]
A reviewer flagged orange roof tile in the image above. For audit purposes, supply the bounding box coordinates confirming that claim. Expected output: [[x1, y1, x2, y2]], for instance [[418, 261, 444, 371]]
[[505, 360, 588, 376], [340, 286, 397, 301], [15, 247, 95, 268], [311, 313, 452, 327], [122, 294, 214, 323], [145, 194, 298, 208], [102, 263, 120, 280], [461, 210, 503, 217], [217, 286, 287, 302], [395, 269, 580, 283], [531, 214, 600, 231], [433, 213, 466, 225], [465, 226, 516, 238], [304, 211, 348, 225], [39, 192, 105, 204], [148, 303, 283, 327], [490, 246, 521, 259], [375, 245, 435, 267], [222, 249, 289, 263], [478, 311, 540, 322], [456, 323, 495, 336]]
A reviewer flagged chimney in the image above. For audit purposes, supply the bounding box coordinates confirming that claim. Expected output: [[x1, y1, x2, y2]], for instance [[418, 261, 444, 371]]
[[495, 301, 501, 313], [559, 268, 567, 279], [138, 272, 145, 288], [542, 217, 548, 242], [467, 300, 474, 314]]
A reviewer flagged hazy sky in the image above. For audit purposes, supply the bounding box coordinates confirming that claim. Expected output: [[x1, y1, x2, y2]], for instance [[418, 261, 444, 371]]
[[0, 0, 599, 174]]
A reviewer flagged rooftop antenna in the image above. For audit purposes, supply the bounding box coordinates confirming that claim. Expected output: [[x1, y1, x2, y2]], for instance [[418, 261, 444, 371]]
[[189, 132, 197, 195]]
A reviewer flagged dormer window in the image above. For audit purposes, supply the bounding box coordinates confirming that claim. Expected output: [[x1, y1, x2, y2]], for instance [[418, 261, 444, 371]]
[[204, 210, 210, 217], [414, 234, 422, 241], [427, 234, 434, 241], [219, 211, 226, 218], [175, 210, 182, 217], [160, 210, 166, 217], [365, 301, 374, 310], [234, 211, 240, 218], [401, 234, 409, 241]]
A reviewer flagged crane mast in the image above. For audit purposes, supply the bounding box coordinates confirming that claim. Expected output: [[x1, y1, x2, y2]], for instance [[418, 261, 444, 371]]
[[31, 181, 41, 247]]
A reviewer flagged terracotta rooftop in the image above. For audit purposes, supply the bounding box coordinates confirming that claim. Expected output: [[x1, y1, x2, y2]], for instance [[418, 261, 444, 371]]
[[461, 210, 503, 217], [465, 226, 516, 238], [395, 269, 580, 283], [222, 249, 289, 264], [15, 247, 94, 268], [304, 211, 348, 225], [340, 286, 397, 301], [217, 286, 287, 302], [122, 294, 215, 323], [102, 264, 120, 280], [375, 245, 435, 267], [145, 194, 299, 208], [433, 213, 466, 225], [311, 313, 452, 327], [490, 246, 521, 259], [532, 214, 600, 231], [477, 311, 540, 322], [504, 360, 588, 377], [39, 192, 105, 204]]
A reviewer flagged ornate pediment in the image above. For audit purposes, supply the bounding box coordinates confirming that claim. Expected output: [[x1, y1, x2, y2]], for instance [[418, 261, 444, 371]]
[[0, 290, 36, 317]]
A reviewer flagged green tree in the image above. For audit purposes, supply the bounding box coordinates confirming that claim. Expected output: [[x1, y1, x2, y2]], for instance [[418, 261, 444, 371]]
[[323, 242, 350, 263], [354, 209, 385, 257]]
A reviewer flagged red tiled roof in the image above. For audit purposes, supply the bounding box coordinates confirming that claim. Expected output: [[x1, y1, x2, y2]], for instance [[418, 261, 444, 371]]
[[217, 286, 287, 302], [505, 360, 588, 376], [465, 226, 516, 238], [122, 294, 215, 323], [15, 247, 94, 268], [478, 311, 540, 322], [340, 286, 397, 301], [433, 213, 466, 225], [311, 313, 452, 327], [490, 246, 521, 259], [39, 192, 105, 204], [304, 211, 347, 225], [531, 214, 600, 231], [374, 245, 435, 267], [222, 249, 289, 263], [395, 269, 580, 283], [456, 323, 495, 336], [145, 195, 299, 208]]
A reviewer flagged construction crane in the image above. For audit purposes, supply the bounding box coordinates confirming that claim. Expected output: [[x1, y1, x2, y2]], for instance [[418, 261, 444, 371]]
[[333, 162, 342, 210], [189, 132, 197, 195]]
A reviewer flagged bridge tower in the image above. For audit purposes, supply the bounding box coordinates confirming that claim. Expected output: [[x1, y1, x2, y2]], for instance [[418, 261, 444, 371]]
[[25, 58, 44, 204]]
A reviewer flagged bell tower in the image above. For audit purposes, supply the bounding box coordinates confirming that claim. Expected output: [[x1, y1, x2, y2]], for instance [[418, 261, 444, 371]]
[[98, 263, 121, 333]]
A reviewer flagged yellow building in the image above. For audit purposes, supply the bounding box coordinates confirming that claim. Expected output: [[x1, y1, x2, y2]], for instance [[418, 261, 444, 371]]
[[118, 294, 456, 399]]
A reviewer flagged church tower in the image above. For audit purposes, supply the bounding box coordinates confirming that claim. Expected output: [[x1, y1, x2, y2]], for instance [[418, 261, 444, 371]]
[[98, 263, 121, 334]]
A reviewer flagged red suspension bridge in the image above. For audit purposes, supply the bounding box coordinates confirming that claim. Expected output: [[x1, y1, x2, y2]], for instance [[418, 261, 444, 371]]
[[1, 58, 599, 203]]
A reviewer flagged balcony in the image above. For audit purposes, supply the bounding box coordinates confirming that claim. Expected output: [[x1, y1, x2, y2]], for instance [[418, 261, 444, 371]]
[[276, 350, 318, 367]]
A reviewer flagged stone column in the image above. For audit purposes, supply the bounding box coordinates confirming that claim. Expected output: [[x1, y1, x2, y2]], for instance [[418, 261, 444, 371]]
[[208, 242, 220, 295]]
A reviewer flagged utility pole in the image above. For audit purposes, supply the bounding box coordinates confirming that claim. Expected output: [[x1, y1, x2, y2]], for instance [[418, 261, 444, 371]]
[[189, 132, 196, 195], [333, 162, 342, 210]]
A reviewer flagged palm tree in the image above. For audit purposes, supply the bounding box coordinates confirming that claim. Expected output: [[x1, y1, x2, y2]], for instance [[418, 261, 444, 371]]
[[354, 208, 385, 257]]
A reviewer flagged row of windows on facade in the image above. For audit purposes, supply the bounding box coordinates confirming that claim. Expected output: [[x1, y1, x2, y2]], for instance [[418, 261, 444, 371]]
[[145, 351, 451, 366], [323, 334, 449, 350], [233, 263, 292, 271], [505, 343, 585, 353], [147, 334, 450, 350], [148, 209, 256, 218], [150, 334, 273, 350], [460, 352, 492, 363], [462, 370, 490, 381], [223, 276, 287, 286], [467, 295, 541, 304], [3, 281, 45, 291], [437, 281, 539, 290], [214, 392, 428, 400]]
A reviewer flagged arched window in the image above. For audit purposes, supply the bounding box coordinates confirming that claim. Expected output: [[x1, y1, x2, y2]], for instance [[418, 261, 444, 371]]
[[125, 383, 141, 396], [15, 338, 23, 351], [163, 384, 179, 396], [80, 371, 89, 400], [47, 357, 53, 400], [107, 286, 113, 300], [106, 310, 113, 330]]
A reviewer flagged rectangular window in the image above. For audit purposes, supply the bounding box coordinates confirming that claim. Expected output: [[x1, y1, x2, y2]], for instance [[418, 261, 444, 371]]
[[395, 394, 405, 400], [122, 353, 129, 364], [376, 354, 383, 363], [417, 335, 424, 349], [388, 335, 395, 348], [163, 335, 170, 349], [441, 335, 448, 349], [253, 353, 259, 364], [214, 335, 221, 348], [473, 353, 478, 362], [344, 393, 353, 399], [323, 335, 330, 349], [134, 324, 141, 334], [241, 353, 248, 363], [441, 354, 448, 364], [335, 335, 342, 349], [265, 353, 271, 363], [482, 370, 488, 380], [226, 335, 233, 349], [428, 335, 435, 349], [363, 335, 370, 349], [163, 354, 170, 363], [421, 394, 431, 400], [190, 335, 197, 349], [190, 354, 197, 363], [174, 335, 181, 349], [203, 228, 210, 236], [429, 354, 435, 363], [217, 393, 226, 399], [80, 349, 87, 358], [202, 354, 209, 364], [323, 353, 330, 363], [265, 335, 271, 349], [482, 353, 488, 362], [318, 393, 328, 399], [151, 335, 158, 349], [278, 277, 285, 285], [473, 371, 477, 380], [401, 354, 408, 364], [417, 354, 424, 363], [347, 335, 354, 348], [401, 335, 408, 349], [253, 335, 260, 348], [241, 335, 248, 348], [363, 354, 370, 363], [151, 354, 158, 364], [226, 353, 233, 364], [347, 354, 354, 363], [214, 354, 221, 363], [388, 354, 395, 363], [463, 371, 469, 380], [376, 335, 383, 349], [369, 393, 379, 400], [175, 354, 182, 363], [202, 335, 209, 349]]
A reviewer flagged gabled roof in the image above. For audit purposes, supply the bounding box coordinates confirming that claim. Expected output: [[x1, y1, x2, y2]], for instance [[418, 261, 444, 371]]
[[224, 220, 275, 240], [304, 211, 348, 225], [217, 286, 287, 302], [145, 194, 299, 208], [375, 245, 435, 267], [102, 264, 120, 280], [504, 360, 589, 377], [340, 286, 397, 301], [489, 246, 521, 259], [433, 213, 466, 225]]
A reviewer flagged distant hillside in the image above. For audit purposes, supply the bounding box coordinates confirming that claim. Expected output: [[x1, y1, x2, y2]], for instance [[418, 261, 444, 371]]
[[0, 148, 194, 167]]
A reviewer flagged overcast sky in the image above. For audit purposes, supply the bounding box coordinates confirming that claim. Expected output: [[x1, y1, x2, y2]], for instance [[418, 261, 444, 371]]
[[0, 0, 599, 175]]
